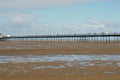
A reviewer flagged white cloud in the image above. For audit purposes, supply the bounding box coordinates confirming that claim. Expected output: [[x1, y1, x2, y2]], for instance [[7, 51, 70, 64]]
[[10, 15, 33, 27], [0, 13, 32, 17], [0, 0, 106, 9], [11, 16, 24, 25], [87, 20, 106, 29]]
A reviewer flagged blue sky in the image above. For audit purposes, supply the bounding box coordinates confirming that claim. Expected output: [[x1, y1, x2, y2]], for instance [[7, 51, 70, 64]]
[[0, 0, 120, 35]]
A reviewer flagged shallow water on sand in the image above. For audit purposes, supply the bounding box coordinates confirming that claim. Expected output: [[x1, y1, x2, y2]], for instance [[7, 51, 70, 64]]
[[0, 55, 120, 63], [0, 55, 120, 69], [0, 54, 120, 80]]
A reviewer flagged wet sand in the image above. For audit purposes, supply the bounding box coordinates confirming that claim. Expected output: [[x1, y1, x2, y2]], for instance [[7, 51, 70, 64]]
[[0, 41, 120, 80], [0, 48, 120, 55], [0, 41, 120, 55], [0, 60, 120, 80]]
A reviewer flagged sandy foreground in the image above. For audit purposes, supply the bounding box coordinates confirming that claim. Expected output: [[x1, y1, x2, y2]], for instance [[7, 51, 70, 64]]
[[0, 41, 120, 80], [0, 61, 120, 80]]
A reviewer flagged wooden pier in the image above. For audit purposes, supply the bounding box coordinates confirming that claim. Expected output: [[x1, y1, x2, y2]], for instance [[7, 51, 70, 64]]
[[0, 34, 120, 42]]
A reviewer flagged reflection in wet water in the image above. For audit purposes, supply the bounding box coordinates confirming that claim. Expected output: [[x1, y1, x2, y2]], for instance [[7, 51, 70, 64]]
[[0, 68, 7, 71], [0, 55, 120, 75], [33, 66, 65, 70], [0, 55, 120, 63]]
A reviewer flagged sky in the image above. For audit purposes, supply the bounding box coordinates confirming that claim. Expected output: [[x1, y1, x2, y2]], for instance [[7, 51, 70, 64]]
[[0, 0, 120, 35]]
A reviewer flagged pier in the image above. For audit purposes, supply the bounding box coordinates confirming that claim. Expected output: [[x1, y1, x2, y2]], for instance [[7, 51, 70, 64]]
[[0, 33, 120, 49], [0, 33, 120, 42]]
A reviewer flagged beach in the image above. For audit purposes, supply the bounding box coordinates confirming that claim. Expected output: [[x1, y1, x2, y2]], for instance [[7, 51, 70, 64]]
[[0, 41, 120, 80], [0, 0, 119, 79], [0, 41, 120, 55]]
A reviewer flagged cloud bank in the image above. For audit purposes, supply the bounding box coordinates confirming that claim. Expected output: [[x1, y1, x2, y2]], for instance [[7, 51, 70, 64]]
[[0, 0, 105, 9], [1, 15, 119, 35]]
